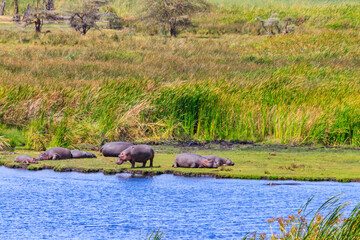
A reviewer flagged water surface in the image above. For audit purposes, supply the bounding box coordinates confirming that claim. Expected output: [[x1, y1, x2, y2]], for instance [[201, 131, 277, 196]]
[[1, 166, 359, 239]]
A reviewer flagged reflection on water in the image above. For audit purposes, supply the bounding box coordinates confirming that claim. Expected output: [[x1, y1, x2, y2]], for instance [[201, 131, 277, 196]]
[[0, 166, 359, 239]]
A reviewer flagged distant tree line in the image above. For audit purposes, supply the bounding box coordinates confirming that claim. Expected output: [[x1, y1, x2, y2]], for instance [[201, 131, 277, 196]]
[[0, 0, 297, 36], [0, 0, 212, 35]]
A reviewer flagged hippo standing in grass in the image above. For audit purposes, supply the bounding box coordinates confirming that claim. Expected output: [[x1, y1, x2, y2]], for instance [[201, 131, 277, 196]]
[[37, 147, 72, 160], [14, 155, 38, 164], [173, 153, 218, 168], [100, 142, 133, 157], [70, 150, 97, 159], [202, 155, 235, 166], [117, 145, 154, 168]]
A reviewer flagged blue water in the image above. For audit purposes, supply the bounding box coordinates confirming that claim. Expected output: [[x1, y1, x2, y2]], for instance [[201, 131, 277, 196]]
[[1, 166, 360, 239]]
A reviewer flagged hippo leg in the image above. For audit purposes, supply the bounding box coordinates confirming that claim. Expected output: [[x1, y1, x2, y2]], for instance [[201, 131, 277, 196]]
[[52, 154, 60, 160], [172, 163, 177, 168], [149, 157, 153, 167], [142, 161, 147, 168], [190, 163, 197, 168], [131, 159, 135, 168]]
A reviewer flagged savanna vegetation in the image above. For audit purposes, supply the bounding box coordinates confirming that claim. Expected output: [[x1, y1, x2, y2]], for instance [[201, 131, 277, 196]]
[[1, 2, 360, 239], [0, 0, 359, 151]]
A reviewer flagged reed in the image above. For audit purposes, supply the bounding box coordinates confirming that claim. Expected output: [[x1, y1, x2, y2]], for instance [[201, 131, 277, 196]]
[[145, 229, 164, 240], [0, 0, 359, 149], [245, 195, 360, 239]]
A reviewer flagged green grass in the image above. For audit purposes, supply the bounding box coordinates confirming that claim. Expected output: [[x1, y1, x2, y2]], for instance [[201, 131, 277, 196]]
[[0, 0, 359, 149], [2, 145, 360, 181], [0, 125, 26, 147], [0, 29, 359, 149]]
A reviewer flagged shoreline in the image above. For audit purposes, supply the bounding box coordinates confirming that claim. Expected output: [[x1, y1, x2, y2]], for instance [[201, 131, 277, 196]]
[[2, 145, 360, 183], [1, 161, 357, 183]]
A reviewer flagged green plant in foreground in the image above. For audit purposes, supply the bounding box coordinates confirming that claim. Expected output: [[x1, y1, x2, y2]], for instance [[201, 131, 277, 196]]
[[141, 229, 164, 240], [245, 195, 360, 240]]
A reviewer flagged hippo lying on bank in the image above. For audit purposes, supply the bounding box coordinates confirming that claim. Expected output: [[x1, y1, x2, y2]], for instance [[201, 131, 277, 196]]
[[70, 150, 97, 159], [100, 142, 133, 157], [37, 147, 72, 160], [173, 153, 218, 168], [117, 145, 154, 168], [202, 155, 235, 166], [14, 155, 38, 164]]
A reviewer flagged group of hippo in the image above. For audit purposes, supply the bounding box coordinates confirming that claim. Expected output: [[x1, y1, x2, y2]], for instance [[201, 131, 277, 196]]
[[14, 149, 97, 164], [14, 142, 235, 168]]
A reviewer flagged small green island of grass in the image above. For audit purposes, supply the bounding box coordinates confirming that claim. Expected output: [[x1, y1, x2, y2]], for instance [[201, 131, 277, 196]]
[[1, 144, 360, 182]]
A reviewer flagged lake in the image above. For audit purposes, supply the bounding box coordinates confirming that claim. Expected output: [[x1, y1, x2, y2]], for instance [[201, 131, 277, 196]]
[[1, 166, 359, 239]]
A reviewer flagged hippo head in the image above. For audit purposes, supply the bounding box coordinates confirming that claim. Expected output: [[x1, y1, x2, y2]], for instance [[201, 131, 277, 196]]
[[28, 158, 38, 164], [117, 151, 131, 165], [223, 158, 235, 166], [86, 152, 97, 158], [36, 152, 51, 161], [201, 159, 218, 168]]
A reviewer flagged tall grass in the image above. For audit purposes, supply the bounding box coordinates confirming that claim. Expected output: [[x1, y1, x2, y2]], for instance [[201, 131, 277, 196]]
[[0, 0, 359, 149], [0, 28, 359, 148], [245, 195, 360, 239]]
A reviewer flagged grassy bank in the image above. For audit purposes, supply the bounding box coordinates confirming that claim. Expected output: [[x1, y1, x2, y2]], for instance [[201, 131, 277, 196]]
[[0, 0, 359, 149], [2, 145, 360, 181]]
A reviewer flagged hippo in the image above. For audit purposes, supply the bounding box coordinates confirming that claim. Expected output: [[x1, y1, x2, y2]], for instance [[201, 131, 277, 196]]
[[100, 142, 133, 157], [173, 153, 218, 168], [14, 155, 38, 164], [117, 145, 154, 168], [70, 150, 97, 159], [202, 155, 235, 166], [37, 147, 72, 160]]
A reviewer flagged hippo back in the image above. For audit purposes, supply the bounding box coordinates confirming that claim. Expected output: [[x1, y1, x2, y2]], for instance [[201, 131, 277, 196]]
[[47, 147, 72, 160], [128, 145, 154, 161], [174, 153, 206, 168], [100, 142, 133, 157], [70, 150, 82, 158], [14, 155, 37, 163], [71, 150, 97, 159]]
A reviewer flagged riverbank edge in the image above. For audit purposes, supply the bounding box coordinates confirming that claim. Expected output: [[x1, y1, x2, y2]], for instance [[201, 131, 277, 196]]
[[1, 160, 357, 183]]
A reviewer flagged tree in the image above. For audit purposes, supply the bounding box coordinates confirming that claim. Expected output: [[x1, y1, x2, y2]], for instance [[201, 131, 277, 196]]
[[22, 0, 61, 32], [282, 17, 295, 34], [255, 14, 296, 36], [255, 13, 281, 36], [0, 1, 5, 15], [43, 0, 54, 10], [69, 0, 102, 35], [144, 0, 209, 37], [69, 0, 120, 34], [13, 0, 20, 21]]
